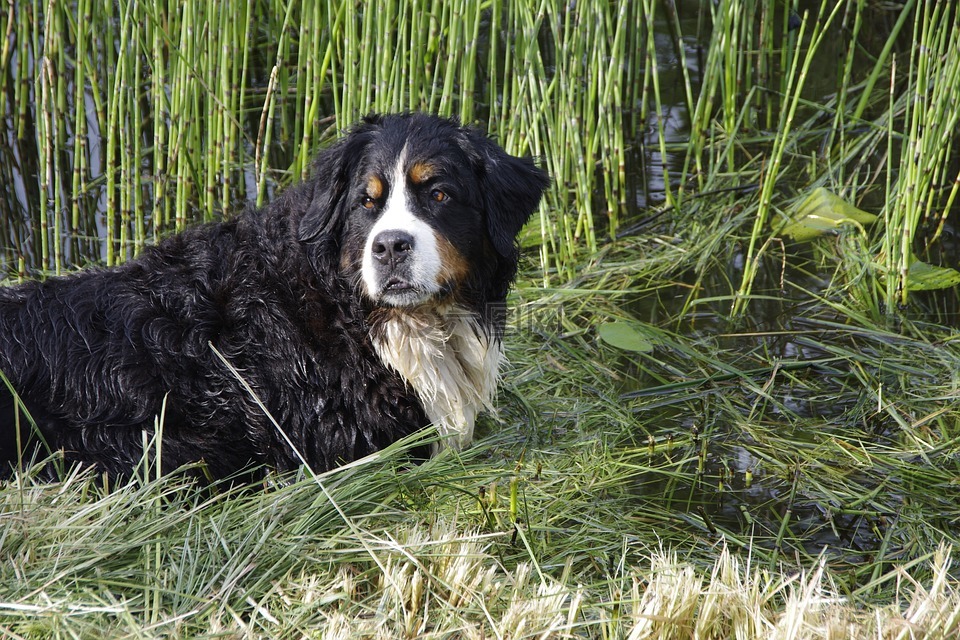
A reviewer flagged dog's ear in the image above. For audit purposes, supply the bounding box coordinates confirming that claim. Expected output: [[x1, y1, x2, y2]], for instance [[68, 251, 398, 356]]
[[462, 129, 550, 258], [298, 121, 379, 243]]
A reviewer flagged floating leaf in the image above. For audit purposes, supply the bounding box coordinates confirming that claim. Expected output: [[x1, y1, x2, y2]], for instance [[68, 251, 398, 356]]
[[781, 188, 877, 241], [905, 260, 960, 291], [598, 322, 654, 353]]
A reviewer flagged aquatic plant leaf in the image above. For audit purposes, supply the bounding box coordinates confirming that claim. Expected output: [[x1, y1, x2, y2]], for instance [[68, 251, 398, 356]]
[[598, 322, 654, 353], [905, 260, 960, 291], [781, 188, 877, 241]]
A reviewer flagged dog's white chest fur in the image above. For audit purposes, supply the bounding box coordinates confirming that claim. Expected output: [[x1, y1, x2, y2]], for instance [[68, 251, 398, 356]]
[[370, 309, 501, 452]]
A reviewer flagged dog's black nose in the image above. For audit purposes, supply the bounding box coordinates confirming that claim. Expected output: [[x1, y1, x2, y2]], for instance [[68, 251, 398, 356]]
[[371, 230, 415, 265]]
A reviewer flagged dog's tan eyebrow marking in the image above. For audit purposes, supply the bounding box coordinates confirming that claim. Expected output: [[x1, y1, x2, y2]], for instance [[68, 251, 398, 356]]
[[366, 175, 384, 199], [408, 162, 437, 186]]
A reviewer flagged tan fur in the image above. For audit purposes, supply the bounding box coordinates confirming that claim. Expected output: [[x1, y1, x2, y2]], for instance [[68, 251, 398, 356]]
[[409, 161, 437, 185], [366, 174, 384, 199], [370, 307, 501, 452], [435, 236, 471, 289]]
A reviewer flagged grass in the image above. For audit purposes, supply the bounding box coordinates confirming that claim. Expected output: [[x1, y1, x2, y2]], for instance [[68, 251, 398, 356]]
[[2, 418, 959, 637], [3, 0, 960, 637]]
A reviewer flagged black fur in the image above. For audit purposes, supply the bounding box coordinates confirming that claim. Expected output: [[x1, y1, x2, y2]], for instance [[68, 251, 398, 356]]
[[0, 113, 549, 481]]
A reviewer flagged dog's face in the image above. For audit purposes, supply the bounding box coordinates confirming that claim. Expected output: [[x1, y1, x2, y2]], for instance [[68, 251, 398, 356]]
[[348, 140, 487, 307], [298, 113, 550, 310]]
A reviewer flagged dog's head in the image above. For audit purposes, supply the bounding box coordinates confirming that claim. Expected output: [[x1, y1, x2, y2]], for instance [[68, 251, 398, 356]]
[[298, 113, 549, 310]]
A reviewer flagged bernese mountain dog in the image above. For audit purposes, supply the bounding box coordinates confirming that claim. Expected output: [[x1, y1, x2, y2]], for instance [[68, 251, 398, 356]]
[[0, 113, 549, 481]]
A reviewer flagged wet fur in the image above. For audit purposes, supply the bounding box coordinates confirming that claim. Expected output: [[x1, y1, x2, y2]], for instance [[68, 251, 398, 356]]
[[0, 113, 548, 480]]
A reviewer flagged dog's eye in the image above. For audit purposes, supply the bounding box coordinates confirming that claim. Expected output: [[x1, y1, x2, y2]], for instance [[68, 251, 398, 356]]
[[361, 197, 376, 210], [431, 189, 447, 203]]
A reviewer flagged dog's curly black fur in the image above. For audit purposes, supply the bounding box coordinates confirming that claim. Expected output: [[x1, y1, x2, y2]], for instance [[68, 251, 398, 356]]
[[0, 113, 549, 480]]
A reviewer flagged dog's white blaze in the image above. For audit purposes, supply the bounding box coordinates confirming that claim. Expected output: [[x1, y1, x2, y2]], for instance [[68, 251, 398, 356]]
[[360, 154, 443, 302], [372, 310, 501, 453]]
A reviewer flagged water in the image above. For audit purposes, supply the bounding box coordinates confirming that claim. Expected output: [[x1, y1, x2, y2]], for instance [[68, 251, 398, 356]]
[[614, 249, 883, 563]]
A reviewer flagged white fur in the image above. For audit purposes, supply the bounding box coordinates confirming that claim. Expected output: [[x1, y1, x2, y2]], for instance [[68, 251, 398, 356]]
[[371, 309, 501, 452], [361, 154, 442, 303]]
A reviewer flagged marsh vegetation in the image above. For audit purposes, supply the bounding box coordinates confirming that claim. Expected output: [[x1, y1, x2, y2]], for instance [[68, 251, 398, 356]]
[[2, 0, 960, 637]]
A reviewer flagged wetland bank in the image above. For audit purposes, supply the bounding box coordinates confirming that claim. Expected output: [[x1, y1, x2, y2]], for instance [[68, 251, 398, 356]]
[[2, 0, 960, 637]]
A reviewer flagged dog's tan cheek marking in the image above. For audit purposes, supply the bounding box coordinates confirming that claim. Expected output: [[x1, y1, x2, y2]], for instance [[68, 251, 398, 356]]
[[366, 175, 384, 199], [409, 162, 437, 186], [435, 234, 471, 288]]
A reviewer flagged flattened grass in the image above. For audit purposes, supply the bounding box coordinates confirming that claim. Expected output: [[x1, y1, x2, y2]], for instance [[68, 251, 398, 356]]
[[2, 395, 959, 638]]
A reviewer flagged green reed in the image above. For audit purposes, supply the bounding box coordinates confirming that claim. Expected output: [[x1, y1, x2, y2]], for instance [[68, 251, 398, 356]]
[[731, 1, 846, 316], [673, 0, 960, 318], [883, 2, 960, 308], [3, 1, 959, 314], [3, 0, 640, 276]]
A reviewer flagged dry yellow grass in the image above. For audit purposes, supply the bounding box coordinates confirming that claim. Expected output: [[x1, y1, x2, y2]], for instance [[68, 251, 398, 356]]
[[192, 522, 960, 639]]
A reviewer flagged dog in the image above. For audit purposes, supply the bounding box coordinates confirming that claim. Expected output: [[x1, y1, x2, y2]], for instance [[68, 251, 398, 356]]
[[0, 113, 549, 480]]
